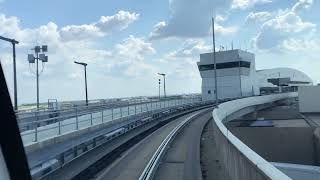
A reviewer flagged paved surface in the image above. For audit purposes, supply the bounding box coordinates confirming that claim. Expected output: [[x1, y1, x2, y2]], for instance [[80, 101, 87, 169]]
[[302, 113, 320, 127], [200, 119, 230, 180], [153, 110, 212, 180], [95, 109, 211, 180]]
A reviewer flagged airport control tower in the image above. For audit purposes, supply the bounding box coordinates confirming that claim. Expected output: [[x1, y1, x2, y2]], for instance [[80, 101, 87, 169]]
[[197, 49, 260, 101]]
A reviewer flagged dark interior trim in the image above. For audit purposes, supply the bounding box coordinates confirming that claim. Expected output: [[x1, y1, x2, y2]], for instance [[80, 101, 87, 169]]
[[0, 63, 31, 180]]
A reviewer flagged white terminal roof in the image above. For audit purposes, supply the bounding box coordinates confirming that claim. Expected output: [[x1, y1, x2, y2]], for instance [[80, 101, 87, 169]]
[[257, 67, 313, 87]]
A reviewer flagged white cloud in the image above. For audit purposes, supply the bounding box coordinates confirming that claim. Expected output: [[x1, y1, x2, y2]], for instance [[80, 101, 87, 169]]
[[281, 38, 320, 51], [292, 0, 313, 13], [112, 35, 157, 77], [245, 11, 272, 24], [0, 14, 20, 36], [60, 11, 139, 41], [96, 11, 139, 32], [232, 0, 272, 10], [0, 10, 139, 48], [254, 0, 316, 51], [168, 39, 211, 58], [214, 23, 238, 36], [60, 24, 103, 41], [149, 0, 234, 40], [115, 35, 155, 62], [216, 14, 228, 22]]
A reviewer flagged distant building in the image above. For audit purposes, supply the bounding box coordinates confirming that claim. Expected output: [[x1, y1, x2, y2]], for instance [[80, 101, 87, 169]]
[[197, 49, 259, 101], [197, 49, 313, 101], [257, 68, 313, 94]]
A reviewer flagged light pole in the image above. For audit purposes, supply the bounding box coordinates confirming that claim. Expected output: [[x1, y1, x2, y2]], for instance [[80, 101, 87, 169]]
[[158, 78, 161, 100], [0, 36, 19, 110], [212, 18, 218, 106], [28, 45, 48, 110], [74, 61, 88, 106], [158, 73, 166, 98]]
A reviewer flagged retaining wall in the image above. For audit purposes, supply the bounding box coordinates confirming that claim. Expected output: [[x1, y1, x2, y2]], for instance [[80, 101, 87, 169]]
[[212, 93, 297, 180]]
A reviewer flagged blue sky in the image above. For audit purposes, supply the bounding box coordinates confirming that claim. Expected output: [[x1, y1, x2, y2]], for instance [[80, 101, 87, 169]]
[[0, 0, 319, 104]]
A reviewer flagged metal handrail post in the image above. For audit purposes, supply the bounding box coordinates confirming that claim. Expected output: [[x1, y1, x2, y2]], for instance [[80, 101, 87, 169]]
[[58, 117, 61, 135], [101, 110, 104, 123], [146, 103, 149, 112], [112, 108, 114, 120], [127, 104, 129, 116], [76, 107, 79, 130], [90, 113, 93, 126], [135, 104, 137, 114], [34, 111, 38, 142]]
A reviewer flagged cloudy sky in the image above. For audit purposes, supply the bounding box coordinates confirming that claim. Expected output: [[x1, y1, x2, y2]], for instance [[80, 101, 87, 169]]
[[0, 0, 319, 104]]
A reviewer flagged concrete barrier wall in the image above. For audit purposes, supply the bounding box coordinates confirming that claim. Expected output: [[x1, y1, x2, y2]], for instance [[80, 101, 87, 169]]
[[212, 93, 297, 180], [314, 128, 320, 165]]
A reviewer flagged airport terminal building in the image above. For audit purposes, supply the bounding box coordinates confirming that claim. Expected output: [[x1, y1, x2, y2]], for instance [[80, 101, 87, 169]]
[[197, 49, 313, 101]]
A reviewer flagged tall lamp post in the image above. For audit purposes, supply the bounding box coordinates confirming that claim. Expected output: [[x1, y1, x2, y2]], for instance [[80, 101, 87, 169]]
[[74, 61, 88, 106], [212, 18, 218, 106], [158, 79, 161, 100], [0, 36, 19, 110], [28, 45, 48, 110], [158, 73, 166, 98]]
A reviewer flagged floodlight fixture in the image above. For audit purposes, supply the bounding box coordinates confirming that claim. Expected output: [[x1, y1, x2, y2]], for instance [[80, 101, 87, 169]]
[[39, 54, 48, 62], [42, 45, 48, 52], [28, 54, 35, 63], [35, 46, 41, 53]]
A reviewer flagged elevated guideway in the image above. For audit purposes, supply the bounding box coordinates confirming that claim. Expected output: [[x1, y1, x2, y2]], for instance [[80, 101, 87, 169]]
[[26, 92, 302, 180], [28, 97, 211, 180], [94, 108, 213, 180]]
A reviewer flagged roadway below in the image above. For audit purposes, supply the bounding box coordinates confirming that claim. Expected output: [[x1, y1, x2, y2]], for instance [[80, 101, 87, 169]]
[[94, 108, 213, 180]]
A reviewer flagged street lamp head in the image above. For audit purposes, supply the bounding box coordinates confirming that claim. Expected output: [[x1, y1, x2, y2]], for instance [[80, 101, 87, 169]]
[[74, 61, 87, 66], [0, 36, 19, 44], [158, 73, 165, 76]]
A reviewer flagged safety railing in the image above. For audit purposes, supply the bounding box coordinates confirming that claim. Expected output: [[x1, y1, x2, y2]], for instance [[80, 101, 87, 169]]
[[20, 96, 201, 145], [212, 93, 297, 180]]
